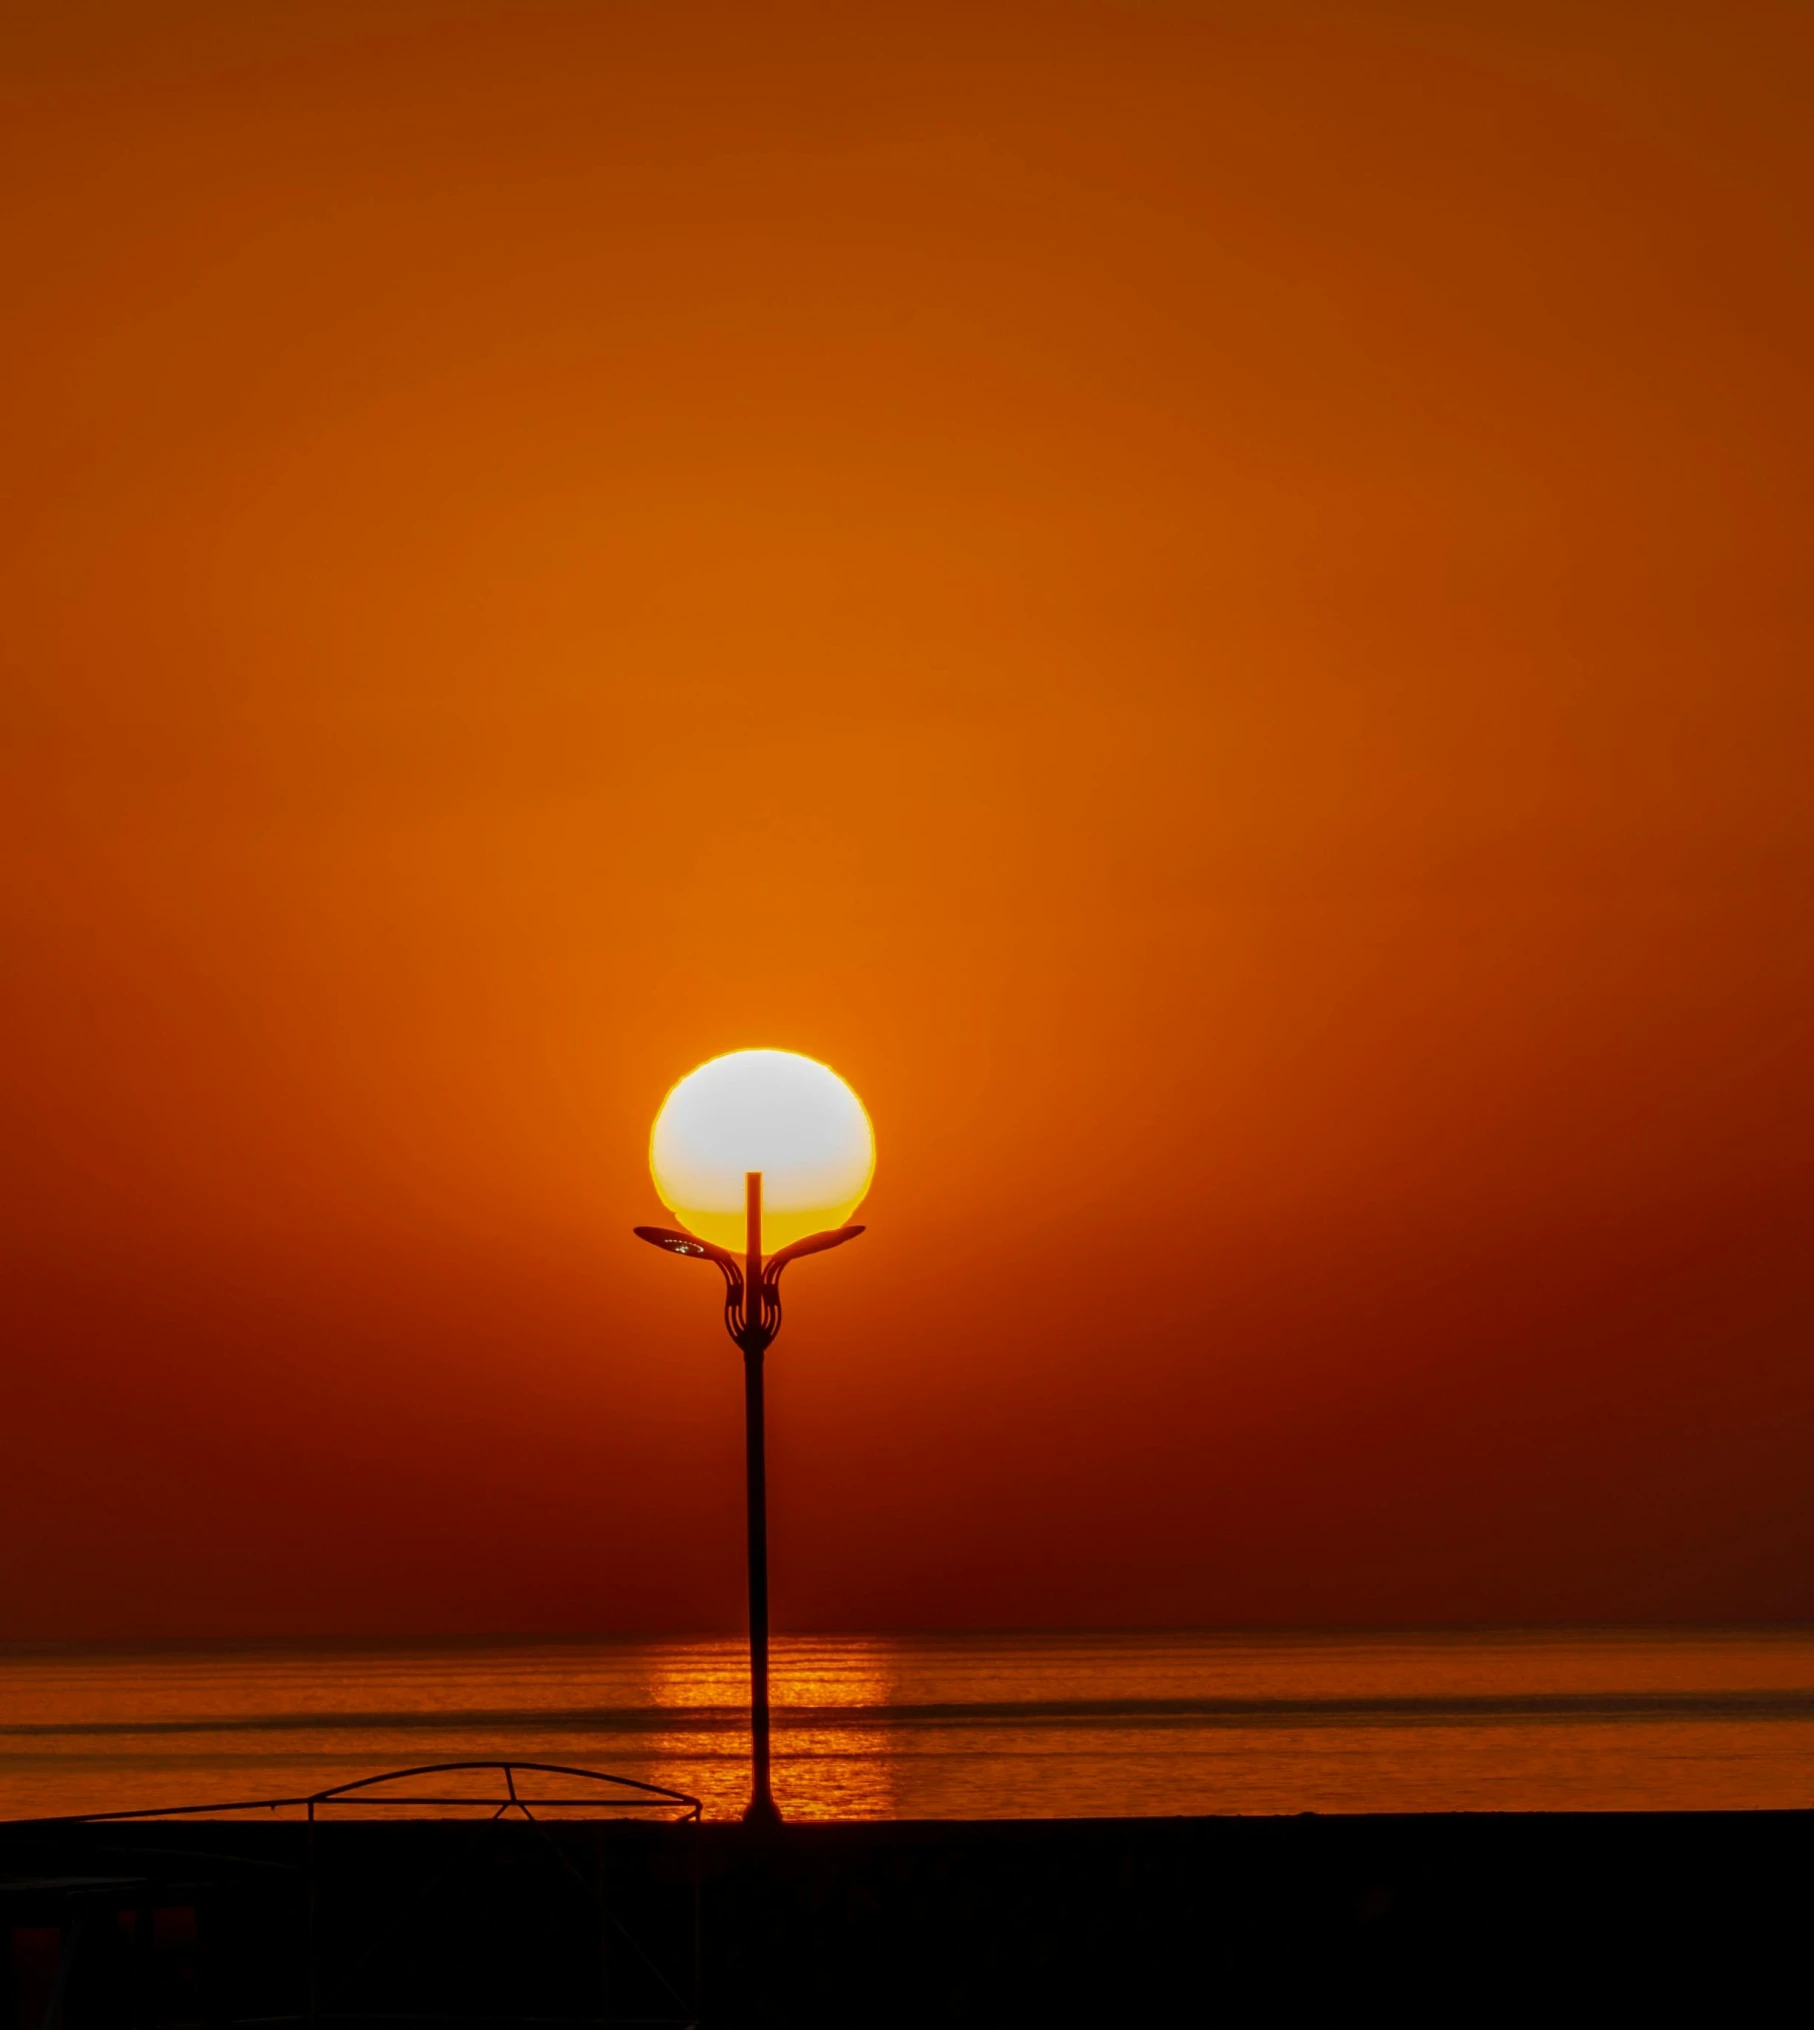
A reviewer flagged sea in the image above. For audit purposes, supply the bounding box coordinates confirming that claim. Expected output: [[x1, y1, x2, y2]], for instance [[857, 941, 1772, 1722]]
[[2, 1629, 1811, 1823]]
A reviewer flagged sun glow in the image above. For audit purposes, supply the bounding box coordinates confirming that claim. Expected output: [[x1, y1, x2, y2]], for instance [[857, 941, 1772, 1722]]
[[649, 1049, 875, 1253]]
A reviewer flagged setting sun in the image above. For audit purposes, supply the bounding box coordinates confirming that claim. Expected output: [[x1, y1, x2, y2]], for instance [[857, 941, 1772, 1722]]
[[649, 1050, 875, 1253]]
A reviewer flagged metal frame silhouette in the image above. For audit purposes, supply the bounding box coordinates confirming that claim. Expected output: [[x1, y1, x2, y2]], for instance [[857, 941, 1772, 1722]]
[[8, 1761, 703, 2030]]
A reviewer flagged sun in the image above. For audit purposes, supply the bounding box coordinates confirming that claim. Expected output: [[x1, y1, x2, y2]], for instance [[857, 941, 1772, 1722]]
[[649, 1049, 875, 1253]]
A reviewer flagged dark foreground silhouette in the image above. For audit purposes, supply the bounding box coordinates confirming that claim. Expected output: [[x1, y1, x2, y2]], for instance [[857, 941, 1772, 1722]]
[[3, 1810, 1809, 2026]]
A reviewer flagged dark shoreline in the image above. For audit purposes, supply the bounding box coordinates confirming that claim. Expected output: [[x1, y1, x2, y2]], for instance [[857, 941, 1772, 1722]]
[[5, 1810, 1809, 2025]]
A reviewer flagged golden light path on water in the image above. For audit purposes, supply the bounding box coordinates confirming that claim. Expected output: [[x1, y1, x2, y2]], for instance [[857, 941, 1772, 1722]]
[[2, 1632, 1813, 1822]]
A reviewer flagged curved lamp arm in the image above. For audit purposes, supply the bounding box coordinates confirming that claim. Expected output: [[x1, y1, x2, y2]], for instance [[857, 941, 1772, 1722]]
[[755, 1223, 863, 1341], [762, 1222, 864, 1282], [633, 1221, 865, 1351], [634, 1224, 744, 1341]]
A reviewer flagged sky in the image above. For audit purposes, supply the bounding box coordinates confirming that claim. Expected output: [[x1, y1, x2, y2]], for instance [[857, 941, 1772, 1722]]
[[2, 0, 1811, 1640]]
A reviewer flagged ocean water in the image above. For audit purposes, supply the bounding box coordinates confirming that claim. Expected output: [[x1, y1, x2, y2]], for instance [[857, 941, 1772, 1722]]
[[1, 1629, 1811, 1823]]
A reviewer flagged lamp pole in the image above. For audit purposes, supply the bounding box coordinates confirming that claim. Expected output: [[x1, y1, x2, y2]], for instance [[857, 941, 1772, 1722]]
[[635, 1184, 864, 1825], [740, 1171, 776, 1825]]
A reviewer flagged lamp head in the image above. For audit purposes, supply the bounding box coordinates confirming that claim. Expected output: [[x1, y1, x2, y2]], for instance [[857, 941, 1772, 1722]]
[[633, 1225, 733, 1263], [767, 1223, 866, 1268]]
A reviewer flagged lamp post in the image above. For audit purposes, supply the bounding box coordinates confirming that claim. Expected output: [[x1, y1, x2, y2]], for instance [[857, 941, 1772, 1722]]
[[634, 1053, 871, 1826]]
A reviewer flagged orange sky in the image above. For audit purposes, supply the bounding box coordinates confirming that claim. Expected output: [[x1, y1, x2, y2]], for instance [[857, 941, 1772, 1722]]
[[2, 0, 1811, 1639]]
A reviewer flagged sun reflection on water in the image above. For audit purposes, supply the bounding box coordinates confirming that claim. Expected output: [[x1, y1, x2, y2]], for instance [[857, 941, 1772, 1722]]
[[2, 1631, 1812, 1822], [770, 1637, 898, 1820]]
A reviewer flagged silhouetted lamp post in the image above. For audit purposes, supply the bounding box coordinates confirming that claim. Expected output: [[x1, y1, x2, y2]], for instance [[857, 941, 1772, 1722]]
[[634, 1051, 872, 1826]]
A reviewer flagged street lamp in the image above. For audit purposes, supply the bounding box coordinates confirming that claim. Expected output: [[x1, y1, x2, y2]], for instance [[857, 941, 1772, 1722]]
[[634, 1049, 873, 1826]]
